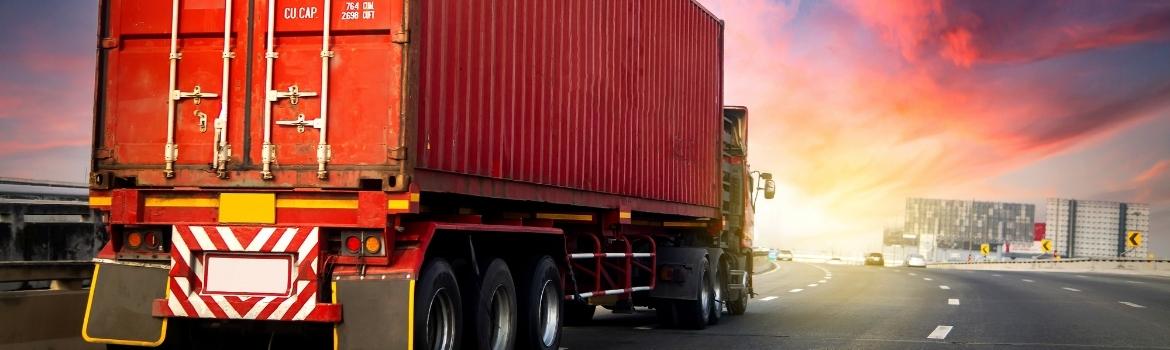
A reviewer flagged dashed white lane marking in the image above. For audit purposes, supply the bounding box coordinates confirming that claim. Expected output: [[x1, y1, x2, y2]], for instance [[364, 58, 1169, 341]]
[[1119, 301, 1146, 308], [948, 298, 960, 305], [760, 296, 779, 301], [1022, 279, 1034, 283], [789, 289, 803, 293], [923, 278, 933, 281], [992, 274, 1002, 277], [825, 276, 832, 279], [1062, 287, 1081, 292], [927, 325, 954, 340], [818, 279, 827, 283], [909, 273, 918, 276], [1126, 280, 1145, 284], [808, 283, 819, 287], [634, 326, 654, 330], [939, 285, 950, 290]]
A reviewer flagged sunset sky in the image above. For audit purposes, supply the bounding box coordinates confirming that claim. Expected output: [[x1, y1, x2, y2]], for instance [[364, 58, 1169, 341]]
[[1, 0, 1167, 256]]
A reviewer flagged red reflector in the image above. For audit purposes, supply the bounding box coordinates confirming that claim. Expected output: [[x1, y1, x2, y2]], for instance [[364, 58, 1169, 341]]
[[345, 235, 361, 253], [145, 232, 159, 248]]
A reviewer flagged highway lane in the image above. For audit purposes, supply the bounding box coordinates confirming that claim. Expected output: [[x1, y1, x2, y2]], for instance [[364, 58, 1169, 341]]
[[561, 261, 1170, 349]]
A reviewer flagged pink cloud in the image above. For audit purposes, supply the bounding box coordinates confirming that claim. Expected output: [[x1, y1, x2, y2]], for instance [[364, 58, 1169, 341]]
[[1133, 159, 1170, 184]]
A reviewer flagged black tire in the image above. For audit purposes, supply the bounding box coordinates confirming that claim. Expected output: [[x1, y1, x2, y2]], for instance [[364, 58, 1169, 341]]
[[563, 301, 595, 325], [474, 259, 518, 350], [654, 299, 676, 327], [415, 258, 463, 350], [727, 289, 748, 315], [709, 260, 728, 325], [677, 257, 711, 329], [517, 256, 563, 350]]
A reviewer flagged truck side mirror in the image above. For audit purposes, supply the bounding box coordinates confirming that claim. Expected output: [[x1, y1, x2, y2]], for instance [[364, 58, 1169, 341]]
[[764, 179, 776, 199]]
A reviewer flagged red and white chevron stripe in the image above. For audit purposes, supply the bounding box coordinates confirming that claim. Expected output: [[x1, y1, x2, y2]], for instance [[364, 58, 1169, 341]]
[[153, 225, 337, 322]]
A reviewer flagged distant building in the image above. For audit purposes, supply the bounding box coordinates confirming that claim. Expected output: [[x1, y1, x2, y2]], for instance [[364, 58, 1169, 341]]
[[1045, 199, 1150, 258], [905, 198, 1035, 261]]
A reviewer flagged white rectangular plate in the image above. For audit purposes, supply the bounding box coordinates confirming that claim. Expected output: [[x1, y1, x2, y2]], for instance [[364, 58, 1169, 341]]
[[203, 254, 292, 296]]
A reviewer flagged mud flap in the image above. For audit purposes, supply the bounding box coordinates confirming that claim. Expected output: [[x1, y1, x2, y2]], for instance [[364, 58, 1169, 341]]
[[334, 277, 414, 350], [650, 247, 709, 300], [83, 262, 169, 346]]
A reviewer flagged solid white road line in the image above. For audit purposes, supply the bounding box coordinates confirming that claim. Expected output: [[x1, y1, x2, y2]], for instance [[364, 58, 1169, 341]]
[[927, 325, 954, 340], [939, 285, 950, 290], [1119, 301, 1146, 308], [1022, 279, 1034, 283], [948, 298, 960, 305], [760, 296, 779, 301], [1062, 287, 1081, 292], [924, 278, 933, 281], [789, 289, 803, 293]]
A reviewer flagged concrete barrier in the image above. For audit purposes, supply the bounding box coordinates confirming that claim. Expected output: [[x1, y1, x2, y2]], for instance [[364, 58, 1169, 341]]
[[752, 256, 777, 274], [927, 258, 1170, 277]]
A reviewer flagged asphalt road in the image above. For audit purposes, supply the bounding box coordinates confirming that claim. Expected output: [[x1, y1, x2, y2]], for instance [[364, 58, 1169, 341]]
[[562, 261, 1170, 349]]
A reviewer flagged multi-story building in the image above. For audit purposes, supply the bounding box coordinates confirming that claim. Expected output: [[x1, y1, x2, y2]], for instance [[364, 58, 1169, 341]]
[[905, 198, 1035, 261], [1046, 199, 1150, 258]]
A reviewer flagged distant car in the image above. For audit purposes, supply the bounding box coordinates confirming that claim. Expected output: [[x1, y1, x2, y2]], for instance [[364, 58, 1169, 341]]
[[777, 250, 794, 261], [906, 254, 927, 267], [865, 253, 884, 266], [826, 257, 844, 265]]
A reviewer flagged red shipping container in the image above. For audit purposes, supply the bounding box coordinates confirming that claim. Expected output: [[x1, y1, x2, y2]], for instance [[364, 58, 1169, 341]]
[[91, 0, 722, 218]]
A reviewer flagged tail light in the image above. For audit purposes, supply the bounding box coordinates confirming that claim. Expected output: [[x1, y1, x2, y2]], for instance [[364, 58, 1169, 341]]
[[118, 226, 170, 261], [338, 230, 386, 257]]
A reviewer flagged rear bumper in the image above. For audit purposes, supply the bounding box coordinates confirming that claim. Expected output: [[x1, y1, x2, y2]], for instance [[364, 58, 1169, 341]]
[[151, 225, 339, 322], [150, 298, 342, 322]]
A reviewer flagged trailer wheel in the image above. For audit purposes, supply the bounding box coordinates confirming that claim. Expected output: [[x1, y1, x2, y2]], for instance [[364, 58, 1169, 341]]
[[654, 299, 677, 327], [517, 256, 563, 350], [416, 258, 463, 350], [709, 261, 726, 325], [474, 259, 517, 350], [677, 257, 711, 329], [727, 290, 748, 315]]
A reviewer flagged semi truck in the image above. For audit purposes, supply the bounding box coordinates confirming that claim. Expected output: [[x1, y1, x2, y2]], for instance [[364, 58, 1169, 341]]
[[82, 0, 775, 349]]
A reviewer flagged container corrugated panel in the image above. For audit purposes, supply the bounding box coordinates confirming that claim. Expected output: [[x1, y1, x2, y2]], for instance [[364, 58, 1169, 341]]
[[413, 0, 723, 210]]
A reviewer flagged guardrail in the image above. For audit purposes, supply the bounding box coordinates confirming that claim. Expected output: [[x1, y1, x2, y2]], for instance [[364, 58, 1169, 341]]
[[926, 258, 1170, 276], [928, 258, 1169, 265], [0, 260, 94, 291]]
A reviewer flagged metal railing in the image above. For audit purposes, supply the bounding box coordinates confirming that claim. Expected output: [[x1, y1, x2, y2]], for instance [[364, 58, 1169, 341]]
[[0, 260, 94, 291]]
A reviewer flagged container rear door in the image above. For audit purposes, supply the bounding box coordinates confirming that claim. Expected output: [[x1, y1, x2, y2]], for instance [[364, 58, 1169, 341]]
[[94, 0, 406, 188]]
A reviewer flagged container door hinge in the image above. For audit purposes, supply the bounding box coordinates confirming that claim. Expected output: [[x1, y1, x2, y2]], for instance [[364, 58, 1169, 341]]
[[99, 37, 119, 49], [94, 148, 113, 160], [392, 30, 409, 44], [316, 144, 332, 179]]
